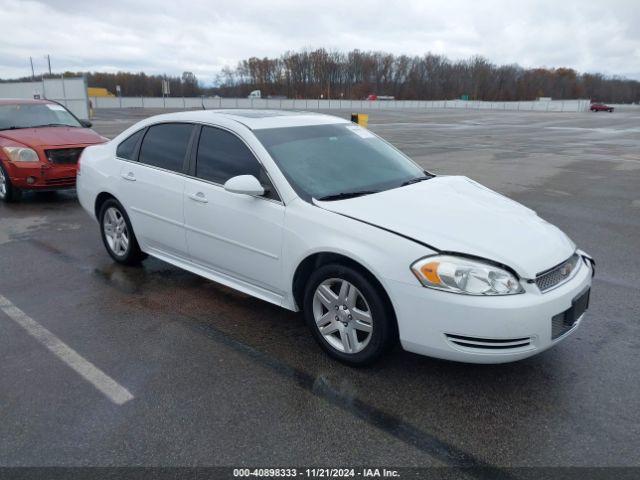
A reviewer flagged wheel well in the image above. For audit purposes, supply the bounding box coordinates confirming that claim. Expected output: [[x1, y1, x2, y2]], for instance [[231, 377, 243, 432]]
[[292, 252, 397, 329], [94, 192, 116, 220]]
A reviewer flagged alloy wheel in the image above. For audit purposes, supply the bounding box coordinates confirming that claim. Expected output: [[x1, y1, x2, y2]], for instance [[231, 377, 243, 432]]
[[103, 207, 130, 257], [312, 278, 374, 354], [0, 167, 6, 199]]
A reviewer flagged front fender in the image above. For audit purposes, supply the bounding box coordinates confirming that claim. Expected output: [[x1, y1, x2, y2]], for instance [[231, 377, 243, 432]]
[[281, 200, 434, 310]]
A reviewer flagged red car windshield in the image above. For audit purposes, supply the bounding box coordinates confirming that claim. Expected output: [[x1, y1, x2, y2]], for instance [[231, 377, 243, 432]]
[[0, 103, 82, 130]]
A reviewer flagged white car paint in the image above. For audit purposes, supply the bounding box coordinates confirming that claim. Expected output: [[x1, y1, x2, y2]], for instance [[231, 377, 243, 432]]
[[316, 175, 576, 278], [118, 160, 187, 258], [77, 110, 593, 363]]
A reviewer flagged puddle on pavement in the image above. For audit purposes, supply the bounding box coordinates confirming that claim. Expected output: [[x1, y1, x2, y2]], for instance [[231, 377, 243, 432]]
[[0, 216, 49, 245]]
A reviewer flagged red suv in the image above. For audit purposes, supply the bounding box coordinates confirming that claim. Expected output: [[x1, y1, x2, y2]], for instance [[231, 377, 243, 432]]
[[590, 102, 614, 112], [0, 99, 107, 202]]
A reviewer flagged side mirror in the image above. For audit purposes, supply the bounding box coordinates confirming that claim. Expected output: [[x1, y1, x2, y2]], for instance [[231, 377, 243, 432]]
[[224, 175, 265, 196], [80, 119, 93, 128]]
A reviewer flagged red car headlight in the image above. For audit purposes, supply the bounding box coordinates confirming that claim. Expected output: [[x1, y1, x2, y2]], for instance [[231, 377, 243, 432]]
[[2, 146, 40, 163]]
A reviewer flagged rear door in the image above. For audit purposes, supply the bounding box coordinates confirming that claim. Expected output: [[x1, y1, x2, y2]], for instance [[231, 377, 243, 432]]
[[116, 122, 195, 259], [183, 125, 285, 297]]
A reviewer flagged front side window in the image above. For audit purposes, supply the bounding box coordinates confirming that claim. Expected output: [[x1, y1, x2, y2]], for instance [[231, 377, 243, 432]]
[[116, 129, 144, 160], [196, 126, 262, 184], [0, 103, 82, 130], [195, 126, 279, 200], [138, 123, 193, 173], [254, 123, 427, 201]]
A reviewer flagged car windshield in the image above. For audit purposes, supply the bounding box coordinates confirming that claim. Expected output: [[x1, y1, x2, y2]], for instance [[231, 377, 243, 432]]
[[254, 123, 429, 200], [0, 103, 82, 130]]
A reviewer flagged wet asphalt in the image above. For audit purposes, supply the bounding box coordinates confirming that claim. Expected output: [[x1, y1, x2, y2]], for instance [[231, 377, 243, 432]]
[[0, 108, 639, 470]]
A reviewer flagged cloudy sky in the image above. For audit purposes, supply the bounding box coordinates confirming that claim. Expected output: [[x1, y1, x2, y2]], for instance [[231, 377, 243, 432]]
[[1, 0, 639, 83]]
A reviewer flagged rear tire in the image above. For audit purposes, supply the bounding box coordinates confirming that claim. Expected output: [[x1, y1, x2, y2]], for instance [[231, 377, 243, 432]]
[[99, 198, 145, 265], [0, 163, 22, 203], [303, 263, 395, 366]]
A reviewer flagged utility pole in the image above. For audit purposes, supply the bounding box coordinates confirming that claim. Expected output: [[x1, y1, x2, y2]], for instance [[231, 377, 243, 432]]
[[29, 57, 35, 80], [46, 54, 51, 75]]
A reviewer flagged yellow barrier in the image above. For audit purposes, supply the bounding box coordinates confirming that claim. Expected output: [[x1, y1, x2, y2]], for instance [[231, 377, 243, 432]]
[[350, 113, 368, 127], [87, 87, 115, 97]]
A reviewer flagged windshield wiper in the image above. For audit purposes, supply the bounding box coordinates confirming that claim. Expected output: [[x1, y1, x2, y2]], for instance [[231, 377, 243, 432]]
[[0, 126, 29, 130], [317, 190, 378, 201], [30, 123, 74, 128], [401, 175, 434, 187]]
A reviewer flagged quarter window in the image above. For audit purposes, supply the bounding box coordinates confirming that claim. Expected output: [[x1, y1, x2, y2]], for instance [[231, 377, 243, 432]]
[[116, 129, 144, 160], [138, 123, 193, 172]]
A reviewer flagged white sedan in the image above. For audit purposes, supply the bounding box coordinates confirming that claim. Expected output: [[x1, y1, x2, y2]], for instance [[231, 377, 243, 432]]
[[77, 110, 594, 365]]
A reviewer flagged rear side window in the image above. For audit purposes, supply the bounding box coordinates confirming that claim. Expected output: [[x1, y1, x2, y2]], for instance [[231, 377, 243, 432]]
[[138, 123, 193, 173], [116, 130, 144, 160], [196, 126, 262, 184]]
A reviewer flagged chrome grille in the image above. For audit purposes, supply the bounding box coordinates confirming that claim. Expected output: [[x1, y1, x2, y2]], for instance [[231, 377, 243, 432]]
[[45, 147, 84, 164], [536, 254, 580, 292], [445, 334, 531, 350]]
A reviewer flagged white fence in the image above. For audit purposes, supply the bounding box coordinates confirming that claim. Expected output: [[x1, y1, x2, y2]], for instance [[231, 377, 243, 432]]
[[0, 78, 90, 119], [606, 103, 640, 112], [91, 96, 592, 113]]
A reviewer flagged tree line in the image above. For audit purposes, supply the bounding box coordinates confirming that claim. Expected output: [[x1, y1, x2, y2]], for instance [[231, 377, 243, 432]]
[[1, 71, 200, 97], [2, 49, 638, 103], [216, 49, 640, 103]]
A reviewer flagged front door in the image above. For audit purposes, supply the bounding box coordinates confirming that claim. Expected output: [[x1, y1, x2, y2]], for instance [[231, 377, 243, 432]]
[[183, 125, 285, 295]]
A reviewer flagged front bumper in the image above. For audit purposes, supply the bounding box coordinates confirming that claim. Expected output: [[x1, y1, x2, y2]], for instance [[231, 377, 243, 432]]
[[387, 255, 593, 363], [6, 161, 77, 190]]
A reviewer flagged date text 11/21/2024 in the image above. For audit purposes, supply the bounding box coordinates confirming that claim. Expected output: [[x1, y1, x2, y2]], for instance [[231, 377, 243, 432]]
[[232, 468, 400, 477]]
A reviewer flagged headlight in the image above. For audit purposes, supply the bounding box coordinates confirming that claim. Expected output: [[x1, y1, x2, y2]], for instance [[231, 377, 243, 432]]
[[2, 146, 40, 162], [411, 255, 524, 295]]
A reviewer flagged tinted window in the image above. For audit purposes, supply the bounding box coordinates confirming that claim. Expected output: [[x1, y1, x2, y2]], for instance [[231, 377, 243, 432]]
[[196, 127, 262, 184], [138, 123, 193, 172], [116, 130, 144, 160]]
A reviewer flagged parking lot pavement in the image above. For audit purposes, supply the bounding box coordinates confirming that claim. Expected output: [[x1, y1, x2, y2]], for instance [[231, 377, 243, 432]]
[[1, 108, 639, 469]]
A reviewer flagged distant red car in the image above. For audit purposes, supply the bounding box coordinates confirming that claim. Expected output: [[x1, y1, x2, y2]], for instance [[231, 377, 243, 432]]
[[0, 99, 107, 202], [590, 103, 614, 112], [366, 94, 395, 101]]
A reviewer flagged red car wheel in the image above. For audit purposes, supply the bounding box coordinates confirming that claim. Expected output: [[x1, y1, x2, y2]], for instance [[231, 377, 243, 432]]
[[0, 163, 22, 203]]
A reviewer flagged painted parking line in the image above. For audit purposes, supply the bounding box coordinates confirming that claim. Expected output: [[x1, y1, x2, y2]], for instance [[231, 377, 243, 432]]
[[0, 294, 133, 405]]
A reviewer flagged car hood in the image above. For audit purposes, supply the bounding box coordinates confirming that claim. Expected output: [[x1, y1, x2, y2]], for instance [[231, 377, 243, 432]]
[[315, 176, 575, 278], [0, 127, 106, 147]]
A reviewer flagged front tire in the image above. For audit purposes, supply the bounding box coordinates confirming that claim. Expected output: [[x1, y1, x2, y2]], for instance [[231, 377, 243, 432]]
[[99, 199, 145, 265], [303, 263, 395, 366], [0, 163, 22, 203]]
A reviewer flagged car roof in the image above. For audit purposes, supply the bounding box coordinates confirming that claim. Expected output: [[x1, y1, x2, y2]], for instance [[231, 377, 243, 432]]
[[142, 109, 350, 130], [0, 98, 55, 106]]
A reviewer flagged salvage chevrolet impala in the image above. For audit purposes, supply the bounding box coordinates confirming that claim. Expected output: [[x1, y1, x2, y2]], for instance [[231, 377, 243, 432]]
[[77, 110, 594, 365]]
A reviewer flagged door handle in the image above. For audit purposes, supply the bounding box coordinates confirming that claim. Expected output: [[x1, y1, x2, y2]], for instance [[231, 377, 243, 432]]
[[188, 192, 208, 204], [121, 172, 136, 181]]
